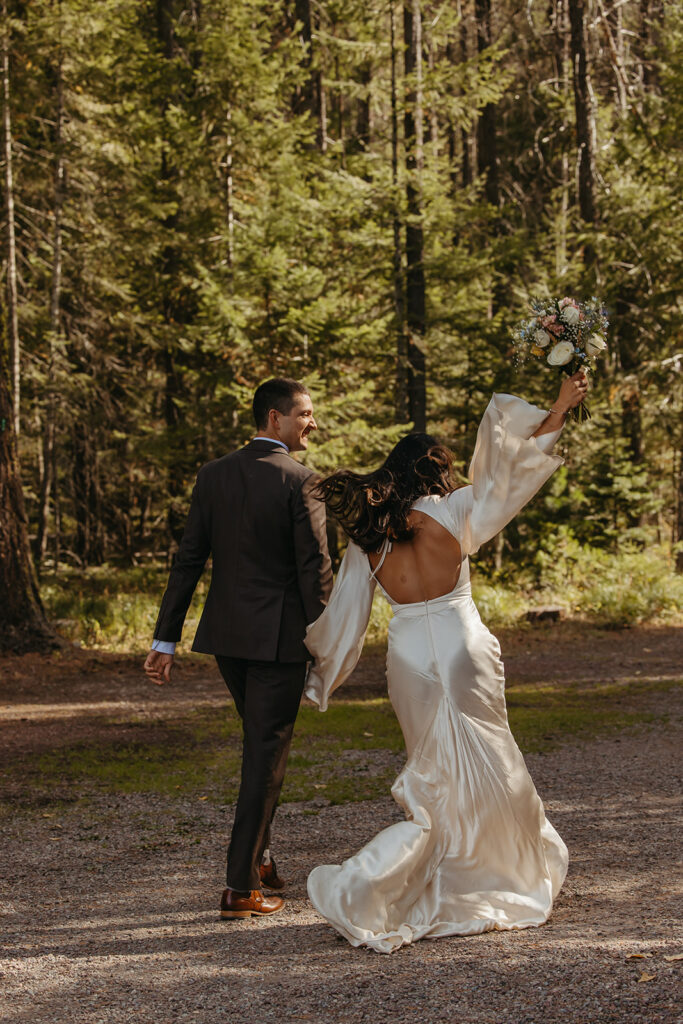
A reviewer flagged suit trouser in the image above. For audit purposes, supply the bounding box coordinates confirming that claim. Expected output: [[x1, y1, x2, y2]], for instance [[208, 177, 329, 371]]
[[215, 656, 307, 892]]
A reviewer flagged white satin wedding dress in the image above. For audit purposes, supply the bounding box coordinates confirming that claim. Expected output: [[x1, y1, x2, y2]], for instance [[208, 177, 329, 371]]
[[304, 394, 569, 953]]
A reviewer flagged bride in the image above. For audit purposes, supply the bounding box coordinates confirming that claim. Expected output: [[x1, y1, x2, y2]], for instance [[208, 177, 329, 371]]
[[304, 373, 587, 953]]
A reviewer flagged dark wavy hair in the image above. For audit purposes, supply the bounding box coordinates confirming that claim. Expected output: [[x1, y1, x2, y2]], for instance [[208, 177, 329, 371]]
[[317, 433, 456, 554]]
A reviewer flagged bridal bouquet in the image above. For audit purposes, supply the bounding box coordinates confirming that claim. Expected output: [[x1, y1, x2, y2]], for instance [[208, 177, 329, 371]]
[[513, 296, 609, 421]]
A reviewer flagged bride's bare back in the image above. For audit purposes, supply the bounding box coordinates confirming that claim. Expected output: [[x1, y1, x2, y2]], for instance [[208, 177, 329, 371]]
[[367, 510, 463, 605]]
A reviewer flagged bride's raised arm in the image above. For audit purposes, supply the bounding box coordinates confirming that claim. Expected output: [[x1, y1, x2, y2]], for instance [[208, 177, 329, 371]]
[[446, 374, 586, 557], [304, 540, 377, 711]]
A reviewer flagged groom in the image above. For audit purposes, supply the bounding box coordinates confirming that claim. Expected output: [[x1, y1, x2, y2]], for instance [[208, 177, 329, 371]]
[[144, 378, 332, 918]]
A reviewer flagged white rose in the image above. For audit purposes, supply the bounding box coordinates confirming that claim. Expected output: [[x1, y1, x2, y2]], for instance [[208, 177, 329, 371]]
[[547, 341, 575, 366], [585, 334, 607, 357], [534, 328, 551, 347], [562, 304, 580, 326]]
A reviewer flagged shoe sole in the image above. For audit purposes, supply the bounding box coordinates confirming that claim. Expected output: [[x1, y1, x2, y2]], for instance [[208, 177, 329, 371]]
[[220, 908, 283, 919]]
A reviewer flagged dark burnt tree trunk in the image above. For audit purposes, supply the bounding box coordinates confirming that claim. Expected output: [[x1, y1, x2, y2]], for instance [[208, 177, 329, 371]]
[[156, 0, 197, 544], [638, 0, 662, 92], [615, 295, 645, 528], [355, 60, 372, 153], [290, 0, 325, 150], [460, 2, 474, 189], [403, 0, 426, 431], [71, 416, 104, 565], [0, 312, 56, 651], [391, 2, 408, 422], [475, 0, 499, 209], [568, 0, 597, 270]]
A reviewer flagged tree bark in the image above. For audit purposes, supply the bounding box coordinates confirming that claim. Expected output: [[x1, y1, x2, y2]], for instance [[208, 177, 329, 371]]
[[403, 0, 426, 432], [72, 417, 104, 565], [475, 0, 499, 208], [552, 0, 570, 277], [568, 0, 597, 231], [391, 3, 408, 422], [291, 0, 325, 150], [0, 309, 56, 651], [2, 0, 19, 437], [156, 0, 193, 545], [36, 11, 65, 569], [224, 105, 234, 267], [459, 0, 474, 187], [355, 61, 371, 152], [638, 0, 661, 92]]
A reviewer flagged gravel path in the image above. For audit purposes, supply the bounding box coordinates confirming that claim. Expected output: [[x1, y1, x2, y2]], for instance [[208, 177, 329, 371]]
[[2, 712, 681, 1024]]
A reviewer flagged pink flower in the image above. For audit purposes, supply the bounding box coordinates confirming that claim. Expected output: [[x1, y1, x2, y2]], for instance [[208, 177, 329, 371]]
[[559, 297, 581, 325], [548, 322, 565, 336]]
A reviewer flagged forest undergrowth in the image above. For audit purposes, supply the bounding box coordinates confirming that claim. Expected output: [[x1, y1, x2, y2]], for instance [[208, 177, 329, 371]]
[[40, 545, 683, 653]]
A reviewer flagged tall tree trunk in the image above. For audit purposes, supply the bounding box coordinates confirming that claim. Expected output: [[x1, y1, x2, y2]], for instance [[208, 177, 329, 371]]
[[0, 309, 56, 651], [459, 0, 474, 187], [317, 70, 327, 153], [553, 0, 570, 278], [291, 0, 325, 150], [36, 12, 65, 570], [426, 30, 438, 161], [475, 0, 499, 208], [615, 295, 644, 524], [391, 3, 407, 421], [156, 0, 190, 545], [224, 105, 234, 268], [568, 0, 597, 253], [72, 416, 104, 565], [2, 0, 19, 437], [637, 0, 661, 92], [355, 61, 371, 152], [403, 0, 426, 431]]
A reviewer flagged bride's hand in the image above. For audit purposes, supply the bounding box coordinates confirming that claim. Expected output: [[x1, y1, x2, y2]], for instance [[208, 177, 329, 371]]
[[554, 371, 588, 412]]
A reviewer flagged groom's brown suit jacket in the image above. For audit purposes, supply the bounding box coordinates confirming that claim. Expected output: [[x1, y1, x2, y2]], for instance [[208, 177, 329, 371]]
[[153, 440, 332, 662]]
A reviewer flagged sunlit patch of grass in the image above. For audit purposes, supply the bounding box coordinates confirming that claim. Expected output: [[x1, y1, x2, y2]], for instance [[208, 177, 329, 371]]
[[39, 545, 682, 655], [40, 566, 210, 653], [12, 677, 674, 818]]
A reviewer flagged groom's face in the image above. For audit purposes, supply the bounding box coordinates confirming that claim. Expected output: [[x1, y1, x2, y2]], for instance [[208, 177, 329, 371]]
[[276, 393, 317, 452]]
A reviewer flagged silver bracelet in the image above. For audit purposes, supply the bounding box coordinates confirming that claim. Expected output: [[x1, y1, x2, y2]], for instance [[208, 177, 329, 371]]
[[548, 407, 567, 417]]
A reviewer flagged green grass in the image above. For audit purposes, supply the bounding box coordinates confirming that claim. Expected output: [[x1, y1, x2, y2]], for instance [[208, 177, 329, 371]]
[[16, 677, 675, 817], [39, 545, 683, 655], [41, 565, 209, 653]]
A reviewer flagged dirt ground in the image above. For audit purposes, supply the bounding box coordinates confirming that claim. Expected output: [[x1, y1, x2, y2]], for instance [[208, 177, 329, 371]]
[[1, 621, 681, 754], [0, 622, 681, 1023]]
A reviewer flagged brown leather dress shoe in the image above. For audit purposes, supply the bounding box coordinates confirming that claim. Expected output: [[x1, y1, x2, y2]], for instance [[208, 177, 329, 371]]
[[260, 857, 285, 890], [220, 888, 284, 919]]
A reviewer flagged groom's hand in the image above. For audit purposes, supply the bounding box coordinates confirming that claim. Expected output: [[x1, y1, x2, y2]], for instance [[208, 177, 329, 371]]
[[144, 650, 174, 686]]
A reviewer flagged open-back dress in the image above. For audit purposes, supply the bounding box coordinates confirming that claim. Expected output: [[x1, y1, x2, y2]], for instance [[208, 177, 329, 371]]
[[303, 394, 569, 954]]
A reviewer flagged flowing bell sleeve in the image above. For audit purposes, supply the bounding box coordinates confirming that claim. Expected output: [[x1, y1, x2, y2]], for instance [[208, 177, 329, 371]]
[[447, 393, 564, 557], [304, 541, 377, 712]]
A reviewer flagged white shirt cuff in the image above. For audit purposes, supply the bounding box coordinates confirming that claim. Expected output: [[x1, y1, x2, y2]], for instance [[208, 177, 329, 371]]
[[152, 639, 176, 655]]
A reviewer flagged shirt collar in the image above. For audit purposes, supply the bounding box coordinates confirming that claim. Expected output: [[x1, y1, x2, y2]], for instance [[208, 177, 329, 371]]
[[253, 436, 289, 452]]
